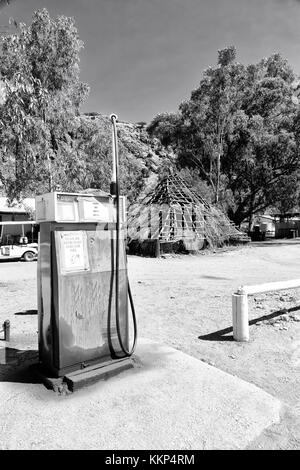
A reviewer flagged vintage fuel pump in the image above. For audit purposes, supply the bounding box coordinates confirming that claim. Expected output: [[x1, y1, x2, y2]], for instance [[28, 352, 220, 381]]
[[36, 115, 137, 389]]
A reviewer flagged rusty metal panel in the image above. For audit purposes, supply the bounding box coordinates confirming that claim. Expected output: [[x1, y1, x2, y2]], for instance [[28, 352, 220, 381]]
[[86, 230, 126, 273], [38, 222, 130, 376], [48, 225, 128, 375], [54, 269, 128, 370]]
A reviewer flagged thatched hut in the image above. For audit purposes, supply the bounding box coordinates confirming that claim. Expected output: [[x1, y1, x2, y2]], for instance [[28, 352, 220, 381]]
[[127, 172, 249, 256]]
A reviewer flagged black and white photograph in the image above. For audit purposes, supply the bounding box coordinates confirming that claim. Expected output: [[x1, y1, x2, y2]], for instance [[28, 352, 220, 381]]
[[0, 0, 299, 453]]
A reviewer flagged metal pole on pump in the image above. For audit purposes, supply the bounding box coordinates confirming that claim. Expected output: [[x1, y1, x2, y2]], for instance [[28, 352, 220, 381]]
[[110, 114, 137, 357], [110, 114, 118, 197]]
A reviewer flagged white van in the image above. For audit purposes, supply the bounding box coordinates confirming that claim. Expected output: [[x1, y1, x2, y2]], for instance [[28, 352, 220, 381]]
[[0, 221, 38, 261]]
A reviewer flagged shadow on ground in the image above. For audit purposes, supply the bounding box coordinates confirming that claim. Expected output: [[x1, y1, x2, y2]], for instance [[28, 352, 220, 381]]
[[251, 239, 300, 248], [0, 347, 40, 384], [14, 309, 37, 316], [198, 305, 300, 341], [0, 259, 21, 264], [201, 275, 233, 281], [0, 344, 176, 388]]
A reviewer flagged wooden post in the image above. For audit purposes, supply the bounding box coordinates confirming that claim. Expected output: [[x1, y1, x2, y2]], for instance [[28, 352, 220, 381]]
[[159, 210, 163, 240], [3, 320, 10, 341], [232, 293, 249, 342], [148, 208, 152, 239], [155, 239, 160, 258]]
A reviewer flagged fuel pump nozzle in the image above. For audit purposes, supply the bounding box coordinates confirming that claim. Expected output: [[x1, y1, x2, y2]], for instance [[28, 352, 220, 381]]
[[110, 113, 137, 357]]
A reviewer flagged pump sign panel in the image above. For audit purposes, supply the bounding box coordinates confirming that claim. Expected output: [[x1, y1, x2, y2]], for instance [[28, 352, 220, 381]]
[[78, 197, 109, 222], [58, 231, 90, 273]]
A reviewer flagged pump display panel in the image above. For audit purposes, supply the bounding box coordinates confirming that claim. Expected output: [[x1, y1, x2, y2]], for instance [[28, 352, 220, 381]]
[[36, 192, 125, 224]]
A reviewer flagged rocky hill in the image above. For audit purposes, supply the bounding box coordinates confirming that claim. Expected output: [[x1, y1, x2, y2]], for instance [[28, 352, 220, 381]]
[[82, 113, 176, 201]]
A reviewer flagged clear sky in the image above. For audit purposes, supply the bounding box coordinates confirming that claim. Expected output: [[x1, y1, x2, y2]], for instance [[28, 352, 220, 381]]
[[1, 0, 300, 122]]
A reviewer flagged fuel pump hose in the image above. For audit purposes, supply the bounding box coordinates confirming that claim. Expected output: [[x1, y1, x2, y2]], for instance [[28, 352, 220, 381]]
[[110, 113, 137, 357]]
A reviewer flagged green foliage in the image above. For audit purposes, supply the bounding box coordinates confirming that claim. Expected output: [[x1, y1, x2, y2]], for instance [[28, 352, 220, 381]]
[[147, 112, 181, 148], [271, 172, 300, 215], [218, 45, 236, 67], [0, 8, 89, 201], [148, 47, 300, 224], [0, 9, 151, 204], [75, 115, 147, 203], [2, 13, 299, 223]]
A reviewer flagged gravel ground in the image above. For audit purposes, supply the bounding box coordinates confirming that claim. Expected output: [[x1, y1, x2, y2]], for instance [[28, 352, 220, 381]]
[[0, 239, 300, 449]]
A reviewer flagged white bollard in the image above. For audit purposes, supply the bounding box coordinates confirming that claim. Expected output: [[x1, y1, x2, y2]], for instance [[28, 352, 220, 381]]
[[232, 292, 249, 341]]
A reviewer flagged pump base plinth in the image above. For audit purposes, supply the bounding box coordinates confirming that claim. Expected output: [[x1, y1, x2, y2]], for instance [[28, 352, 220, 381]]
[[32, 357, 134, 393], [64, 357, 134, 392]]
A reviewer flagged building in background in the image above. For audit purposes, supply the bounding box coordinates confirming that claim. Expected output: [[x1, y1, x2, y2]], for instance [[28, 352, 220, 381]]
[[0, 196, 36, 243], [0, 196, 35, 222]]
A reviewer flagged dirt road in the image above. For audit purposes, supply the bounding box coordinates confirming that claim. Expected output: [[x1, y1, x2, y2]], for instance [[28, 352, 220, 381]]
[[0, 239, 300, 449]]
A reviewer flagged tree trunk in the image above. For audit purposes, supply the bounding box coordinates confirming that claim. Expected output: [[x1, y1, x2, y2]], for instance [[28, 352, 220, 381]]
[[215, 153, 220, 203], [248, 213, 253, 233]]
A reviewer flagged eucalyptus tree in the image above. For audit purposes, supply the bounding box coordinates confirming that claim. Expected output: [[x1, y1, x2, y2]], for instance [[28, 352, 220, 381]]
[[0, 8, 89, 200], [148, 47, 299, 225]]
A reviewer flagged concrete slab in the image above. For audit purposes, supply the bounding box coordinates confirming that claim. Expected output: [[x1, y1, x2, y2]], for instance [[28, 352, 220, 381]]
[[0, 338, 281, 450]]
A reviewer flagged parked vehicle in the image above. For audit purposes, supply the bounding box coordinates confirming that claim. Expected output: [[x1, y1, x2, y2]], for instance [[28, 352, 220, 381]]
[[0, 221, 39, 261]]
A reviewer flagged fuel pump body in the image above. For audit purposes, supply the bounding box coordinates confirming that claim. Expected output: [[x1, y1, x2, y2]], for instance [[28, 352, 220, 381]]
[[36, 191, 129, 378]]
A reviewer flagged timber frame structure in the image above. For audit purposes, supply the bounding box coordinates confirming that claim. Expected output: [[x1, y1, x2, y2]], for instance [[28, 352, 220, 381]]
[[127, 172, 249, 256]]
